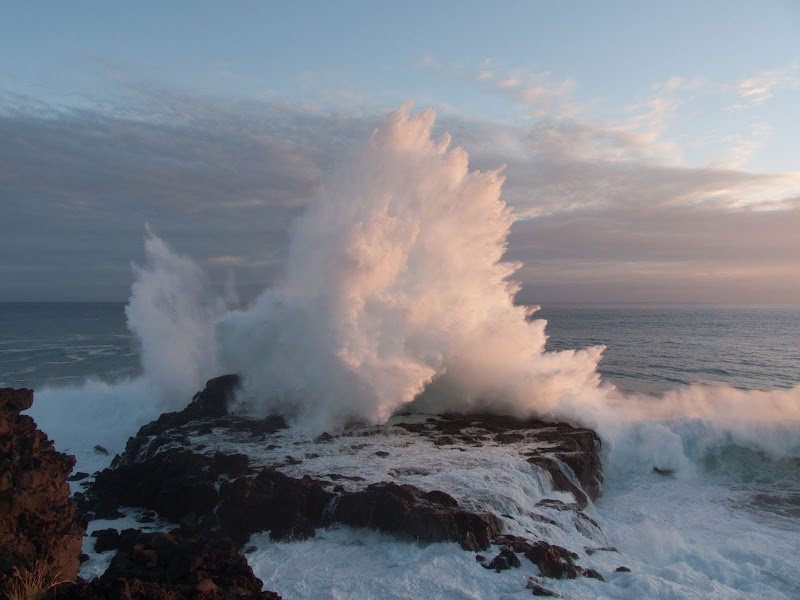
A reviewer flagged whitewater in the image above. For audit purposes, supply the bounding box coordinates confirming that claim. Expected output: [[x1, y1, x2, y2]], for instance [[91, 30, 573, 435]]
[[7, 104, 800, 598]]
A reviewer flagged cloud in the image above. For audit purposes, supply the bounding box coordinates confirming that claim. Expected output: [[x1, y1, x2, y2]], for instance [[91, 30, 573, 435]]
[[1, 76, 799, 302], [738, 64, 800, 105]]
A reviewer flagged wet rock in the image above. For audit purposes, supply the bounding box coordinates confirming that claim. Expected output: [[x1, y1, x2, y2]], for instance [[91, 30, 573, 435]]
[[217, 468, 334, 545], [522, 541, 580, 579], [581, 568, 605, 581], [92, 529, 121, 553], [525, 576, 561, 597], [374, 451, 390, 457], [0, 388, 85, 593], [615, 566, 631, 573], [67, 471, 90, 482], [485, 547, 521, 572], [494, 432, 525, 444], [93, 445, 109, 456], [52, 530, 283, 599], [333, 481, 501, 551]]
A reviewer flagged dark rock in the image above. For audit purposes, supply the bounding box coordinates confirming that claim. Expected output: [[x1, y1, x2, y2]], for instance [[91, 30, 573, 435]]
[[394, 422, 428, 433], [51, 530, 283, 599], [421, 490, 459, 508], [585, 546, 618, 555], [494, 432, 525, 444], [333, 481, 501, 551], [94, 445, 109, 456], [615, 566, 631, 573], [217, 468, 334, 545], [485, 547, 521, 572], [325, 473, 365, 482], [0, 388, 85, 593], [67, 471, 90, 482], [527, 456, 590, 508], [653, 466, 675, 476], [314, 432, 334, 442], [475, 554, 486, 562], [213, 451, 249, 477], [523, 541, 580, 579], [526, 577, 561, 597], [427, 413, 603, 506], [375, 450, 390, 457], [92, 529, 121, 553], [582, 568, 605, 581]]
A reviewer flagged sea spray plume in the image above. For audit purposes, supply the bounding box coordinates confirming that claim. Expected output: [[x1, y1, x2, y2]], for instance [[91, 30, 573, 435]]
[[126, 225, 227, 410], [216, 103, 610, 430]]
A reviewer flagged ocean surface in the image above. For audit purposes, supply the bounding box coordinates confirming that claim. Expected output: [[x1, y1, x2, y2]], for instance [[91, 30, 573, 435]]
[[2, 302, 798, 393], [3, 301, 800, 599]]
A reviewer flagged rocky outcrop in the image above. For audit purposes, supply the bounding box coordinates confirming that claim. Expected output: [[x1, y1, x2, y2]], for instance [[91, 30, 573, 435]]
[[0, 388, 85, 594], [418, 413, 603, 508], [78, 375, 609, 597], [333, 482, 501, 550], [51, 529, 282, 600]]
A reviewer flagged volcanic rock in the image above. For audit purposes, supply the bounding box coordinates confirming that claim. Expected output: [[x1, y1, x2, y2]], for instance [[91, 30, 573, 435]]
[[333, 481, 502, 550], [0, 388, 85, 594], [51, 530, 283, 600]]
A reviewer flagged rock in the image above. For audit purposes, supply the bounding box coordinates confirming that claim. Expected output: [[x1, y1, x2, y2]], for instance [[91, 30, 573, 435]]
[[426, 414, 603, 507], [374, 451, 390, 457], [585, 546, 618, 555], [0, 388, 85, 594], [67, 471, 90, 482], [615, 566, 631, 573], [581, 568, 605, 581], [485, 547, 521, 572], [92, 529, 121, 553], [523, 541, 580, 579], [90, 449, 221, 523], [526, 576, 561, 597], [333, 481, 501, 551], [51, 530, 283, 599], [93, 445, 109, 456], [217, 468, 334, 545]]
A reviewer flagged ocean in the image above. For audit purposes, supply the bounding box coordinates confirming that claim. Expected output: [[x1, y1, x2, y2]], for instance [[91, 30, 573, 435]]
[[3, 301, 800, 599], [3, 301, 798, 394]]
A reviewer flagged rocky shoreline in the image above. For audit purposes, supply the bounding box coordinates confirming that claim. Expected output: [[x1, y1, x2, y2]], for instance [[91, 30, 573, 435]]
[[2, 376, 626, 598]]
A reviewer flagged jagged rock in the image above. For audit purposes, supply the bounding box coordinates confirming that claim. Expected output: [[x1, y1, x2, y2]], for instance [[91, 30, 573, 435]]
[[51, 530, 283, 599], [79, 377, 607, 599], [0, 388, 85, 594], [581, 568, 605, 581], [425, 413, 603, 507], [333, 481, 501, 551], [585, 546, 618, 555], [485, 547, 521, 572], [217, 468, 334, 545], [493, 535, 580, 579], [526, 576, 561, 597], [92, 529, 121, 553], [91, 449, 224, 522]]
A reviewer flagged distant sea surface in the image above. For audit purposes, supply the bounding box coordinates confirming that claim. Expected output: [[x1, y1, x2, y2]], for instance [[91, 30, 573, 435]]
[[2, 301, 798, 393]]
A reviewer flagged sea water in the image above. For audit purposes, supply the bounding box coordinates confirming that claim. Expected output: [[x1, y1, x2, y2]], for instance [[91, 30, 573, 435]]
[[3, 301, 798, 394], [2, 301, 799, 599]]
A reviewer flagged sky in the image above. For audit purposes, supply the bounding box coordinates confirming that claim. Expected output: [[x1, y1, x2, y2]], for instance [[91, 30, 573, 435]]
[[1, 0, 799, 302]]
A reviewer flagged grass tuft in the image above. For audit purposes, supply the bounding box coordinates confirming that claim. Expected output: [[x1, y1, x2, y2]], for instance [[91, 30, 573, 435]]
[[4, 563, 67, 600]]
